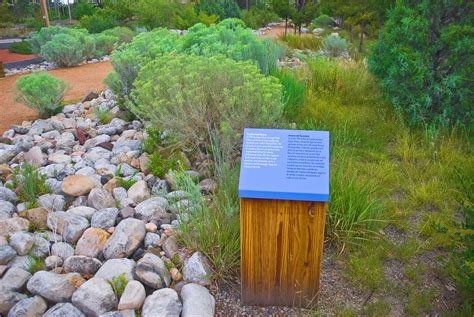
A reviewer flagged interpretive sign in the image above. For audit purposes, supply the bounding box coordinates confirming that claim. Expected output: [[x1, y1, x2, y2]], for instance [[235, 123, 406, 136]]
[[239, 128, 329, 307]]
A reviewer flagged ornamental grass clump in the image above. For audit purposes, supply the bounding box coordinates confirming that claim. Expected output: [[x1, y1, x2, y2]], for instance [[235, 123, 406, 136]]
[[16, 73, 66, 119], [130, 54, 284, 160]]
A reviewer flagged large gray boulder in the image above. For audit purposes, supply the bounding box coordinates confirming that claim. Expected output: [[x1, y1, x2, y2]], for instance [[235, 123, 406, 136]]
[[91, 208, 119, 229], [47, 212, 89, 244], [0, 267, 31, 292], [7, 295, 47, 317], [182, 251, 213, 286], [0, 291, 28, 315], [9, 232, 34, 256], [51, 242, 74, 260], [134, 253, 170, 289], [134, 197, 168, 222], [27, 271, 84, 303], [141, 288, 182, 317], [95, 258, 136, 282], [117, 280, 146, 310], [88, 188, 116, 210], [181, 283, 215, 317], [0, 245, 16, 265], [0, 187, 16, 204], [63, 256, 102, 275], [43, 303, 85, 317], [38, 194, 65, 212], [0, 200, 15, 219], [0, 218, 30, 237], [103, 218, 145, 259], [71, 277, 117, 316], [67, 206, 97, 220]]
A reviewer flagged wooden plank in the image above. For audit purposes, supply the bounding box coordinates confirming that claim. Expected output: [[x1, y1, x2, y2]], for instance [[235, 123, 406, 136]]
[[240, 198, 327, 307]]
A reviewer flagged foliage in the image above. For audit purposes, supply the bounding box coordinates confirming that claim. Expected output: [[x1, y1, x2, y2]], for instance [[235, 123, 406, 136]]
[[279, 33, 322, 50], [9, 40, 32, 55], [148, 151, 183, 178], [270, 68, 305, 120], [102, 26, 135, 44], [271, 0, 294, 34], [311, 14, 333, 27], [135, 0, 198, 30], [25, 256, 45, 274], [130, 54, 283, 159], [107, 273, 128, 298], [11, 163, 51, 208], [72, 0, 97, 20], [103, 0, 136, 21], [94, 107, 114, 124], [291, 2, 318, 33], [40, 33, 85, 67], [16, 73, 66, 119], [80, 8, 118, 33], [94, 34, 117, 56], [196, 0, 241, 20], [0, 3, 14, 24], [368, 0, 473, 126], [242, 7, 279, 29], [322, 34, 347, 57], [28, 26, 74, 54]]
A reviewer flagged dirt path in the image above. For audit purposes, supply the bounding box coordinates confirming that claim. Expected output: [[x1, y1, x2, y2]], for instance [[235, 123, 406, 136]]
[[0, 61, 113, 133], [0, 49, 37, 63]]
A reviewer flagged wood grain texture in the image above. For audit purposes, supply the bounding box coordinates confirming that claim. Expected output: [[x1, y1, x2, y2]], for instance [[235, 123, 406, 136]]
[[240, 198, 327, 307]]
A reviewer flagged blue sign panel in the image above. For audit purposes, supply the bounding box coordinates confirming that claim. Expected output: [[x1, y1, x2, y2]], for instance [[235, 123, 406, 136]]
[[238, 128, 329, 202]]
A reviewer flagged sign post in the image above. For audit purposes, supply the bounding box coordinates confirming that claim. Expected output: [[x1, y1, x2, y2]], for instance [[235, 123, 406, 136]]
[[238, 128, 329, 307]]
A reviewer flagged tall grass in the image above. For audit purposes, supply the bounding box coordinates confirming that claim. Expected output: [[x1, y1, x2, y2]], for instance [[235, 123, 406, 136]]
[[278, 34, 322, 51], [11, 163, 50, 208], [270, 68, 306, 121]]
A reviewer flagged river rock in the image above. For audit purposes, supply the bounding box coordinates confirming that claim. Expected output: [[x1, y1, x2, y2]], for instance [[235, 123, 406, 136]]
[[88, 188, 116, 210], [142, 288, 182, 317], [64, 256, 102, 275], [29, 235, 50, 258], [72, 277, 117, 316], [127, 180, 150, 204], [27, 271, 85, 303], [91, 208, 119, 229], [103, 218, 145, 259], [183, 251, 213, 286], [62, 175, 96, 196], [45, 255, 63, 269], [134, 253, 171, 289], [43, 303, 85, 317], [134, 197, 168, 222], [117, 280, 146, 310], [7, 295, 47, 317], [75, 227, 110, 258], [0, 218, 30, 236], [0, 200, 15, 219], [0, 291, 28, 315], [198, 178, 217, 194], [51, 242, 74, 260], [9, 231, 34, 255], [0, 187, 16, 203], [95, 258, 136, 281], [22, 207, 48, 230], [0, 245, 16, 264], [181, 283, 215, 317], [38, 194, 65, 212], [162, 236, 179, 258], [47, 212, 89, 244], [0, 267, 31, 291], [67, 206, 97, 220], [144, 233, 160, 249]]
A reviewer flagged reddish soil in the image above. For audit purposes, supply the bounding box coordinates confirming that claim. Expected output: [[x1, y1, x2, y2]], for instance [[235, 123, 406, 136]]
[[258, 24, 287, 39], [0, 49, 38, 63], [0, 61, 113, 133]]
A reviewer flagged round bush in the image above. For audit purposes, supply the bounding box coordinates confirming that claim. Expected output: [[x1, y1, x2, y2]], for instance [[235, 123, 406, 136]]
[[95, 33, 117, 55], [322, 34, 347, 57], [312, 14, 333, 28], [102, 26, 134, 44], [40, 34, 85, 67], [16, 73, 66, 118], [130, 54, 284, 158]]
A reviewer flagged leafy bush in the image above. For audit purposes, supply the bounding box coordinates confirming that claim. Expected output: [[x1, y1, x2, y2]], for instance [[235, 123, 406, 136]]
[[95, 34, 117, 56], [135, 0, 198, 30], [72, 0, 97, 20], [368, 1, 473, 126], [11, 163, 51, 208], [242, 7, 279, 29], [322, 34, 347, 57], [279, 33, 322, 51], [16, 73, 66, 118], [270, 68, 305, 120], [130, 54, 284, 159], [9, 40, 32, 54], [80, 8, 118, 33], [311, 14, 333, 28], [40, 33, 85, 66], [196, 0, 241, 20], [102, 26, 134, 44], [29, 26, 74, 54]]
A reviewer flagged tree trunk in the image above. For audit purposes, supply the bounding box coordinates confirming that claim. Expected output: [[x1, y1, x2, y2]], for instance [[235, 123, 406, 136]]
[[359, 23, 364, 52], [67, 0, 72, 20], [284, 18, 288, 36], [245, 0, 248, 10]]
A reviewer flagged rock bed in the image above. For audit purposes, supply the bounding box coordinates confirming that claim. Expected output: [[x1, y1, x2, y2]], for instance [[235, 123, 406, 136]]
[[0, 90, 216, 316], [5, 56, 111, 76]]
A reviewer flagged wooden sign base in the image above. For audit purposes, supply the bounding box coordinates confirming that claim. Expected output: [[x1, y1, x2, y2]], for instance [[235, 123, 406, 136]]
[[240, 198, 327, 307]]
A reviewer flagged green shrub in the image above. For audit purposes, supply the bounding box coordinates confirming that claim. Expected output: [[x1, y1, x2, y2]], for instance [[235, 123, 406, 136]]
[[40, 34, 85, 67], [311, 14, 333, 28], [11, 163, 51, 208], [130, 54, 284, 159], [279, 33, 322, 51], [322, 34, 347, 57], [196, 0, 241, 20], [102, 26, 134, 44], [95, 33, 117, 55], [368, 1, 473, 126], [148, 151, 183, 178], [107, 273, 128, 298], [16, 73, 66, 119], [72, 0, 97, 20], [25, 256, 45, 274], [29, 26, 73, 54], [9, 40, 32, 54], [135, 0, 198, 30], [270, 68, 305, 120], [242, 7, 279, 29], [94, 107, 114, 124], [80, 8, 118, 33]]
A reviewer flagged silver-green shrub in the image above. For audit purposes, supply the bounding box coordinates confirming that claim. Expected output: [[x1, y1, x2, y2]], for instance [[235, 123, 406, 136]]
[[40, 33, 85, 67], [130, 54, 284, 158], [322, 34, 347, 57], [15, 73, 66, 118]]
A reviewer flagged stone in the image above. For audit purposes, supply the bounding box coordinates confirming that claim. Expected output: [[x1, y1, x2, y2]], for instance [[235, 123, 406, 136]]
[[117, 163, 136, 177], [141, 288, 182, 317], [95, 258, 136, 282], [67, 206, 97, 220], [7, 295, 47, 317], [162, 236, 179, 259], [120, 206, 135, 219], [117, 280, 146, 310], [198, 178, 217, 194], [51, 242, 74, 260], [61, 175, 95, 197], [91, 208, 119, 229], [134, 253, 171, 289], [75, 227, 110, 258], [29, 235, 50, 258], [135, 197, 168, 222], [22, 207, 48, 230], [27, 271, 85, 303], [76, 166, 96, 177], [127, 180, 150, 204], [144, 233, 160, 249], [103, 218, 145, 259], [43, 303, 85, 317], [0, 146, 16, 165], [72, 277, 117, 316], [38, 194, 65, 212], [9, 231, 34, 255], [82, 91, 99, 103], [64, 256, 102, 275], [84, 134, 111, 149], [166, 190, 188, 201], [45, 255, 63, 269], [0, 267, 31, 291], [48, 153, 72, 165], [181, 283, 215, 317], [170, 267, 182, 282], [0, 200, 15, 219], [100, 310, 136, 317], [145, 222, 157, 233], [0, 218, 30, 237], [24, 146, 45, 167], [138, 153, 150, 174], [183, 251, 213, 286], [56, 132, 76, 149], [88, 188, 116, 210], [112, 140, 142, 154], [38, 164, 65, 179], [0, 187, 16, 203], [47, 211, 89, 244], [0, 245, 16, 265], [0, 291, 28, 315], [85, 147, 112, 162], [6, 256, 30, 270]]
